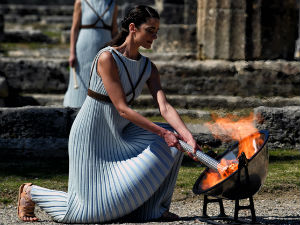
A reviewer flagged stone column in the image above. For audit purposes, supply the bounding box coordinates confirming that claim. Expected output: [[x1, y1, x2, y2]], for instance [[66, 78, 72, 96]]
[[295, 0, 300, 59], [197, 0, 247, 60], [0, 13, 4, 42], [0, 12, 7, 107], [196, 0, 265, 60], [245, 0, 262, 59], [151, 0, 197, 55]]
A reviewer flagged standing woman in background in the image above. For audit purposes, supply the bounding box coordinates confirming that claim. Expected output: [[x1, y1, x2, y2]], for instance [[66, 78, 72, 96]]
[[63, 0, 118, 108]]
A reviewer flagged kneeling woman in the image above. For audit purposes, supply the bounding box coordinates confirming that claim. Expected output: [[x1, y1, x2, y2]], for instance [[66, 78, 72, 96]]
[[17, 5, 198, 223]]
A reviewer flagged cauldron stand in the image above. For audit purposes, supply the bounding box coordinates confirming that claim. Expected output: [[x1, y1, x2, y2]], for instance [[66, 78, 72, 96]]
[[193, 130, 269, 224], [198, 158, 258, 224]]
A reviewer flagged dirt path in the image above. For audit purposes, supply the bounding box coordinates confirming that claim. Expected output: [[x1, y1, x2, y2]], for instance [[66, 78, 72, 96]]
[[1, 192, 299, 225]]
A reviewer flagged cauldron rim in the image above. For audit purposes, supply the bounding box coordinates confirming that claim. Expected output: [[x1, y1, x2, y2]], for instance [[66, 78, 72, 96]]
[[192, 129, 269, 195]]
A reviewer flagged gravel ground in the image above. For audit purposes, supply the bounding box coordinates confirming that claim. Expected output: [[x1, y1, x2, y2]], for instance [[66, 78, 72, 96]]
[[1, 193, 299, 225]]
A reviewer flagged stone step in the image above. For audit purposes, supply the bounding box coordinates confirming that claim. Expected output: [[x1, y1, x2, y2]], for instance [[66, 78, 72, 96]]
[[22, 93, 300, 110], [19, 94, 212, 120], [3, 47, 69, 59], [0, 106, 298, 159], [1, 57, 299, 98], [1, 0, 74, 5], [5, 15, 73, 25], [2, 47, 193, 61], [3, 29, 58, 43], [154, 59, 300, 96], [0, 4, 73, 16]]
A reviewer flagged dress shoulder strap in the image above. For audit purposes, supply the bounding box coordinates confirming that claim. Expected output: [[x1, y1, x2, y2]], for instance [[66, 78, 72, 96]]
[[88, 50, 103, 88], [111, 49, 149, 105], [88, 48, 149, 105], [83, 0, 113, 30]]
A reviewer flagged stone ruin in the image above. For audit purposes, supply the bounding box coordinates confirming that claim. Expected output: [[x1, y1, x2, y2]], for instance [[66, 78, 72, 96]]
[[0, 0, 299, 159]]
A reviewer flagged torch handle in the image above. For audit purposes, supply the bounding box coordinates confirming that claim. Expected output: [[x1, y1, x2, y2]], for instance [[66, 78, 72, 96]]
[[178, 140, 224, 172], [72, 67, 79, 89]]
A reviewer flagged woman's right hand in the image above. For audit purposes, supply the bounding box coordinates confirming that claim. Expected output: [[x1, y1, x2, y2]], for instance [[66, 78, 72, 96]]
[[69, 53, 76, 67], [161, 130, 183, 152]]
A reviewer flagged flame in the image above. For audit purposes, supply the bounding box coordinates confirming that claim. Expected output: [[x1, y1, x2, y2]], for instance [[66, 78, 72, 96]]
[[201, 113, 263, 190]]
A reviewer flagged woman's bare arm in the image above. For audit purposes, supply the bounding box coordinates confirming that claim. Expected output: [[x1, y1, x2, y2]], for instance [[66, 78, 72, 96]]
[[69, 0, 81, 67], [97, 52, 182, 149], [147, 62, 198, 153]]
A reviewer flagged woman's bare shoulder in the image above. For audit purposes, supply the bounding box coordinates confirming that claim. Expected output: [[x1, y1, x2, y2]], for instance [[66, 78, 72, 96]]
[[98, 50, 114, 64]]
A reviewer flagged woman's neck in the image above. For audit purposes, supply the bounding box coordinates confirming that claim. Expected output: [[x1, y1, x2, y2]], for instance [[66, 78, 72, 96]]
[[116, 39, 140, 60]]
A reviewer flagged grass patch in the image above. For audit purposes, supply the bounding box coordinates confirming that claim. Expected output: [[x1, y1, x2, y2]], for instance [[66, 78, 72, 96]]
[[146, 108, 256, 124], [0, 149, 299, 205], [139, 47, 153, 53], [42, 31, 61, 39], [261, 149, 300, 194], [148, 115, 208, 124], [0, 160, 69, 205], [176, 149, 300, 199]]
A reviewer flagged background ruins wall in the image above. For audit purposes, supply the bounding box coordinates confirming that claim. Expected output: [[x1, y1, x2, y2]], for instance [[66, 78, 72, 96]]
[[197, 0, 299, 60], [0, 0, 197, 58], [0, 58, 299, 98], [0, 0, 299, 158], [0, 106, 299, 159]]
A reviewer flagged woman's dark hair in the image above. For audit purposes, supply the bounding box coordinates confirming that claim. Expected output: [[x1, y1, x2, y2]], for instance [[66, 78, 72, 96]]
[[106, 5, 160, 47]]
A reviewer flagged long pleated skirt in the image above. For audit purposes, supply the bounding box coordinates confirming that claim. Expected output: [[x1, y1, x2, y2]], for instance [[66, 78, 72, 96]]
[[31, 97, 183, 223]]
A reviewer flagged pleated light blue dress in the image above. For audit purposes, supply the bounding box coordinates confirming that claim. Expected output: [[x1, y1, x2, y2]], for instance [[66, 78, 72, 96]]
[[31, 46, 184, 223], [63, 0, 115, 108]]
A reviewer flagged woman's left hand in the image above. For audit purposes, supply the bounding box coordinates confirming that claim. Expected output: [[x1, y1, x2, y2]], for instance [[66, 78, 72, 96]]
[[181, 136, 201, 162]]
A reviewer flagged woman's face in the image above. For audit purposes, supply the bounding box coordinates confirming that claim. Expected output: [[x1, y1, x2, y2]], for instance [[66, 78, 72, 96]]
[[135, 18, 160, 49]]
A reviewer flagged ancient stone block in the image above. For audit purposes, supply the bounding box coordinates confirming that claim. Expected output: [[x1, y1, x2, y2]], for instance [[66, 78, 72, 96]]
[[4, 30, 55, 43], [117, 0, 155, 6], [0, 58, 69, 93], [183, 0, 197, 24], [0, 106, 77, 158], [197, 0, 247, 60], [152, 24, 197, 53], [0, 76, 8, 98], [260, 0, 298, 59], [0, 0, 74, 5], [230, 9, 246, 59], [156, 60, 300, 97], [163, 0, 184, 4], [0, 106, 298, 160], [0, 14, 3, 42], [159, 4, 184, 24], [254, 106, 300, 149]]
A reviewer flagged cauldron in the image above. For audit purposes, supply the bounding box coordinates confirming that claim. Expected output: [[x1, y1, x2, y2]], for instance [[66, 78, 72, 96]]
[[193, 130, 269, 200]]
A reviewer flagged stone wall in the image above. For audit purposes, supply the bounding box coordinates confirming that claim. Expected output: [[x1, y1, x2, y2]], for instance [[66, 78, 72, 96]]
[[151, 0, 197, 55], [0, 57, 299, 98], [1, 0, 299, 59], [144, 60, 300, 96], [0, 106, 77, 159], [254, 106, 300, 149], [0, 58, 68, 94], [197, 0, 247, 60], [0, 106, 298, 159], [0, 13, 3, 41], [0, 0, 74, 4], [260, 0, 299, 59], [197, 0, 299, 60], [0, 0, 197, 56]]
